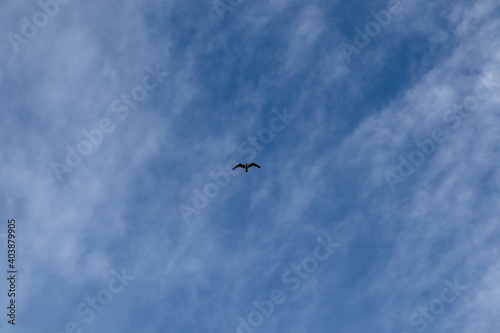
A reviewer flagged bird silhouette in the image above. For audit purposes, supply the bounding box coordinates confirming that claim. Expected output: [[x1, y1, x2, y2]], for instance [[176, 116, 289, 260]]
[[232, 163, 261, 173]]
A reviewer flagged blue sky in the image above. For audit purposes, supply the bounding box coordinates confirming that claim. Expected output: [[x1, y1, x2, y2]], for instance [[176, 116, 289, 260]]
[[1, 0, 500, 332]]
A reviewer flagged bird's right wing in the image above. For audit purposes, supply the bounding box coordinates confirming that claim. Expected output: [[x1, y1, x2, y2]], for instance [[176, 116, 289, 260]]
[[232, 164, 245, 170], [248, 163, 261, 168]]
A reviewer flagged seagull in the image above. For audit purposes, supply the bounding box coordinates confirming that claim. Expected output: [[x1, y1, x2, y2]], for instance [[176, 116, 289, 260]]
[[232, 163, 261, 173]]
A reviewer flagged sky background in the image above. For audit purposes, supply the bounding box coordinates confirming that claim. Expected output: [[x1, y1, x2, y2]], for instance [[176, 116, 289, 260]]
[[1, 0, 500, 332]]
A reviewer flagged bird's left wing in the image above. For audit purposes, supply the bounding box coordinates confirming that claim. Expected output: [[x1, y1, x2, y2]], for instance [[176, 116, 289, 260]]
[[248, 163, 261, 168], [232, 164, 245, 170]]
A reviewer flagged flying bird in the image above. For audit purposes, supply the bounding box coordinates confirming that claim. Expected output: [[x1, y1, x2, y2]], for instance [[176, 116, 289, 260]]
[[232, 163, 261, 173]]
